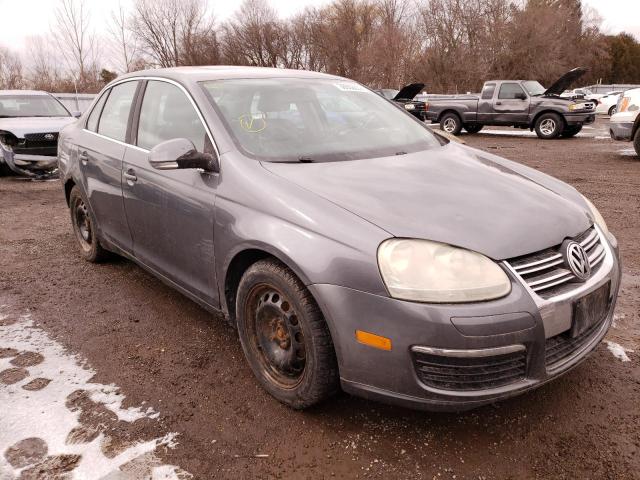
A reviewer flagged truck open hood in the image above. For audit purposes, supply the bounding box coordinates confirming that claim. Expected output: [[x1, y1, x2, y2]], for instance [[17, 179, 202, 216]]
[[262, 143, 591, 260], [544, 67, 587, 96], [393, 83, 425, 101], [0, 117, 76, 138]]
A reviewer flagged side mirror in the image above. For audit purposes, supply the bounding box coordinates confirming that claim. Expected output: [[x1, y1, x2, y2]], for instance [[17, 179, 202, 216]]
[[148, 138, 219, 173], [72, 111, 82, 118], [516, 93, 527, 100]]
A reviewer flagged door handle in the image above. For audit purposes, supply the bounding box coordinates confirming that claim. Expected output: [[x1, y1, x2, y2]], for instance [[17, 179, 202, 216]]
[[79, 151, 89, 165], [495, 101, 502, 105], [124, 169, 137, 183]]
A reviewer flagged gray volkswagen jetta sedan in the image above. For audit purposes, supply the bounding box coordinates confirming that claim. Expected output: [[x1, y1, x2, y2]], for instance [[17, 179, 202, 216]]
[[57, 66, 621, 411]]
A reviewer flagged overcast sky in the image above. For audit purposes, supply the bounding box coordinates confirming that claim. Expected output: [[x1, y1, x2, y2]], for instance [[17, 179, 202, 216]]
[[0, 0, 638, 61]]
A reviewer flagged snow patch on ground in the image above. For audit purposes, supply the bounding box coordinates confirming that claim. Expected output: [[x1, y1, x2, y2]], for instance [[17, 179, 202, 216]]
[[605, 341, 633, 362], [0, 304, 191, 479]]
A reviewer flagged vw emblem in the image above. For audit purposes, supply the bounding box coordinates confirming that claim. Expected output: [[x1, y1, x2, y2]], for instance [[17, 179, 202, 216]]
[[562, 240, 591, 281], [44, 133, 55, 140]]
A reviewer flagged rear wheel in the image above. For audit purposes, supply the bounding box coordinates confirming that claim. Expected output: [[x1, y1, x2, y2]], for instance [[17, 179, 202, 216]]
[[634, 128, 640, 158], [561, 125, 582, 138], [464, 124, 483, 134], [0, 162, 12, 176], [608, 105, 617, 116], [534, 113, 563, 139], [236, 259, 339, 409], [69, 186, 110, 262], [440, 112, 463, 135]]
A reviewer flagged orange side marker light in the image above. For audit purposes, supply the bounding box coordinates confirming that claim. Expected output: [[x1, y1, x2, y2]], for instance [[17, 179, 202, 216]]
[[355, 330, 392, 351]]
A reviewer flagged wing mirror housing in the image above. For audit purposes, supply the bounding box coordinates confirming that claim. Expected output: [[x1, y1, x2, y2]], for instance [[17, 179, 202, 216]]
[[148, 138, 219, 173], [516, 92, 527, 100], [72, 111, 82, 118]]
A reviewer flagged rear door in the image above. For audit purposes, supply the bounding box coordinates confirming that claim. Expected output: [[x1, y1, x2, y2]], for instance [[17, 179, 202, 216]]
[[121, 79, 219, 306], [493, 83, 530, 124], [76, 80, 140, 252]]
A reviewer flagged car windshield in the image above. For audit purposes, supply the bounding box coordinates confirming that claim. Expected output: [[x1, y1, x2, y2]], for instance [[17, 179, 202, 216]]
[[522, 81, 546, 96], [201, 78, 442, 162], [0, 95, 70, 118]]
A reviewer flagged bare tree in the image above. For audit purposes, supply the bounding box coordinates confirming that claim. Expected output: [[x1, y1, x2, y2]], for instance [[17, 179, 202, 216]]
[[24, 36, 62, 91], [0, 47, 24, 89], [52, 0, 98, 87], [132, 0, 214, 67], [108, 1, 142, 73]]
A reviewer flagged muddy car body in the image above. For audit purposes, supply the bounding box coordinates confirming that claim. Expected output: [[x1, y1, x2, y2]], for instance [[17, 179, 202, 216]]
[[58, 66, 620, 411], [0, 90, 78, 178], [425, 68, 596, 139]]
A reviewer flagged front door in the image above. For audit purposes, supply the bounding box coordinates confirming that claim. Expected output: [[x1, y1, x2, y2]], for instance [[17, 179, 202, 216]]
[[121, 80, 219, 306], [77, 80, 139, 253], [493, 83, 530, 124]]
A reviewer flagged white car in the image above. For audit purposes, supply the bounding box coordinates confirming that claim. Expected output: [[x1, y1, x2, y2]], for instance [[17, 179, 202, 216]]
[[609, 88, 640, 157], [596, 91, 623, 116]]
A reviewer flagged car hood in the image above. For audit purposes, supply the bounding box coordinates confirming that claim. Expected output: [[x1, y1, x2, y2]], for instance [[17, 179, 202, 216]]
[[544, 67, 587, 96], [0, 117, 76, 138], [262, 144, 591, 260], [393, 83, 425, 101]]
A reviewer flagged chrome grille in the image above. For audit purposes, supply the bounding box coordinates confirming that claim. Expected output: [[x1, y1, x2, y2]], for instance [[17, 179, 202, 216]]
[[582, 102, 595, 111], [412, 349, 527, 391], [507, 227, 605, 299]]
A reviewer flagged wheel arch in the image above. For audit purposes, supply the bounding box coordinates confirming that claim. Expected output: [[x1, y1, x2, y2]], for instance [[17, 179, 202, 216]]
[[530, 109, 566, 129], [222, 245, 313, 325], [438, 109, 463, 122], [64, 178, 76, 206]]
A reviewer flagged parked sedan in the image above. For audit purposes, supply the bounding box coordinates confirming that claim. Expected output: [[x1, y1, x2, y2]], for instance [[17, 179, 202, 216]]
[[595, 91, 623, 116], [58, 67, 620, 411], [609, 88, 640, 157], [0, 90, 78, 178]]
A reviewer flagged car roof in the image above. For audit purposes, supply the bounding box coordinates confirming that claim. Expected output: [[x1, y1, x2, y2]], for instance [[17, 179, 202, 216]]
[[0, 90, 52, 96], [115, 65, 346, 84]]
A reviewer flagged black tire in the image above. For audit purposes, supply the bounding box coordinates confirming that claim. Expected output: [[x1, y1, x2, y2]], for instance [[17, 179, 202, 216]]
[[561, 125, 582, 138], [634, 128, 640, 158], [0, 162, 13, 176], [440, 112, 463, 135], [608, 105, 617, 116], [68, 186, 110, 262], [534, 112, 564, 139], [464, 124, 483, 134], [236, 259, 339, 409]]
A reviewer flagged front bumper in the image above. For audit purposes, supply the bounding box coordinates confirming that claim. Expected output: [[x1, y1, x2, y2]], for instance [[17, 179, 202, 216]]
[[564, 112, 595, 126], [0, 142, 58, 177], [310, 231, 621, 411], [609, 121, 634, 141]]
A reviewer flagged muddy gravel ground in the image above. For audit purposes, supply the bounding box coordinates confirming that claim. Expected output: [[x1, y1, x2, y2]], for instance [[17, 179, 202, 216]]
[[1, 117, 639, 479]]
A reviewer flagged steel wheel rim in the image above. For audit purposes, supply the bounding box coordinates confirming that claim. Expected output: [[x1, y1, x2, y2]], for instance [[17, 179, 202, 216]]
[[540, 119, 556, 136], [73, 198, 92, 250], [443, 118, 457, 133], [246, 285, 306, 388]]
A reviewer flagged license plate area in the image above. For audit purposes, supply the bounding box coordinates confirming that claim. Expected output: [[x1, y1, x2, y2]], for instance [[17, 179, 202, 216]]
[[571, 282, 610, 338]]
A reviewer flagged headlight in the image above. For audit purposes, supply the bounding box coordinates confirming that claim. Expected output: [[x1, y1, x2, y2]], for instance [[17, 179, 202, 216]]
[[581, 194, 608, 235], [568, 103, 583, 111], [377, 239, 511, 303]]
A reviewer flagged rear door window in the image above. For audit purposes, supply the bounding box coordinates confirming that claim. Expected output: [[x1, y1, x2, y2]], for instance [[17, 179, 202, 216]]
[[97, 81, 138, 142], [136, 80, 207, 152], [481, 83, 496, 99], [86, 90, 109, 132], [498, 83, 526, 100]]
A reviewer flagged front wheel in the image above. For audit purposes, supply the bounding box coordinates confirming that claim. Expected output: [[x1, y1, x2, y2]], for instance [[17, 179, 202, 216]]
[[634, 128, 640, 158], [608, 105, 617, 116], [236, 259, 339, 409], [464, 124, 483, 134], [68, 186, 110, 262], [561, 125, 582, 138], [534, 113, 563, 139], [440, 112, 463, 135]]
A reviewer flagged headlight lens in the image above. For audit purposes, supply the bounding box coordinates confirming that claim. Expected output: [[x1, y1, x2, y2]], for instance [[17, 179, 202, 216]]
[[377, 239, 511, 303], [568, 103, 583, 111], [581, 194, 608, 235]]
